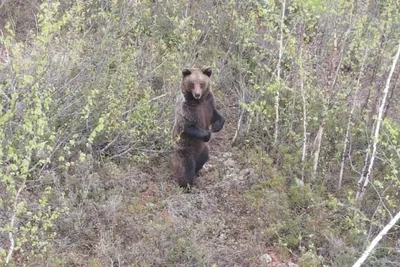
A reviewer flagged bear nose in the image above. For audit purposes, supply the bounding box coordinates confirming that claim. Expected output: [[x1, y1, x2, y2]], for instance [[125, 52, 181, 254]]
[[194, 93, 201, 99]]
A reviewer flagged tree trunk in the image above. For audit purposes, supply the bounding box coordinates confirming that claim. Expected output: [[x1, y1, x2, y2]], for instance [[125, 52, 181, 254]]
[[312, 112, 326, 180], [338, 49, 369, 190], [312, 25, 351, 180], [355, 41, 400, 202], [352, 210, 400, 267], [299, 39, 307, 181], [274, 0, 286, 147]]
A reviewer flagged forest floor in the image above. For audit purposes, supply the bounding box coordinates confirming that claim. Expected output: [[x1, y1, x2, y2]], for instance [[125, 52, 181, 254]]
[[50, 96, 299, 267]]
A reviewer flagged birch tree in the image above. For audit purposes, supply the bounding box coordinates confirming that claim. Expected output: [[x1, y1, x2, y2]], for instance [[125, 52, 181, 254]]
[[338, 49, 369, 190], [311, 27, 351, 180], [273, 0, 286, 147], [299, 33, 307, 181], [355, 41, 400, 202], [352, 210, 400, 267]]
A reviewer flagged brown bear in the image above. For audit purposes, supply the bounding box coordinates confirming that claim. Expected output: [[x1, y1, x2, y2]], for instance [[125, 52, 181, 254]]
[[172, 67, 225, 188]]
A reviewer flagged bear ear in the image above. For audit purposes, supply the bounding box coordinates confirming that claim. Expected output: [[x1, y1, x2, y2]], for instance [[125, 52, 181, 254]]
[[202, 67, 212, 77], [182, 69, 191, 77]]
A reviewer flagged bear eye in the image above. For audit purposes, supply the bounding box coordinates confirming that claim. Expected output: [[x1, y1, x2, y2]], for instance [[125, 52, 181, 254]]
[[200, 82, 205, 88], [189, 82, 195, 88]]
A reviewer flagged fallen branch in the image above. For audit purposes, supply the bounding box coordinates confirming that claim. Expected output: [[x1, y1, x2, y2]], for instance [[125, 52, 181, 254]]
[[352, 210, 400, 267]]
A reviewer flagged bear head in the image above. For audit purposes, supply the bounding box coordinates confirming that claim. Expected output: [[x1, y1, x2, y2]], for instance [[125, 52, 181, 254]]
[[181, 67, 212, 100]]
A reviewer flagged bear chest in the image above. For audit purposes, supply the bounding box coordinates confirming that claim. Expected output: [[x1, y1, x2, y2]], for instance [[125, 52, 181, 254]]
[[194, 102, 213, 129]]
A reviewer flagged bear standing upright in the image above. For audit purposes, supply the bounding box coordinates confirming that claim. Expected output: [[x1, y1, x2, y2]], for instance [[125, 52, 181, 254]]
[[172, 67, 225, 188]]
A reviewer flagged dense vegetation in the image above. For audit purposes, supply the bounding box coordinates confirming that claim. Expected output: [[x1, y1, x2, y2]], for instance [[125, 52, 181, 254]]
[[1, 0, 399, 266]]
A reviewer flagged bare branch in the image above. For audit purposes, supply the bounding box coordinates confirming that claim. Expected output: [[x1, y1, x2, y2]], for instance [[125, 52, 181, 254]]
[[233, 90, 245, 144]]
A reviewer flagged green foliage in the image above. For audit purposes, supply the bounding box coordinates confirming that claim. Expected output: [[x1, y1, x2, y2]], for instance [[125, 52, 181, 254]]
[[299, 244, 323, 267], [166, 237, 205, 265], [0, 0, 174, 264], [379, 119, 400, 211], [1, 0, 399, 265], [288, 183, 313, 209]]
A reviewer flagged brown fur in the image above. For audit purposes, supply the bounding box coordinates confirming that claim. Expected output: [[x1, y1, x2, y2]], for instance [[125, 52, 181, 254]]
[[172, 67, 224, 188]]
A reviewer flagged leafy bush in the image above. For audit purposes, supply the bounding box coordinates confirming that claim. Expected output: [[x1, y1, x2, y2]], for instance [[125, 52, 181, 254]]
[[1, 0, 400, 265]]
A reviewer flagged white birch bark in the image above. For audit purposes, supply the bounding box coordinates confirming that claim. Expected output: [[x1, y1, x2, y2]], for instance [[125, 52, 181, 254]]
[[233, 90, 245, 144], [355, 41, 400, 202], [352, 210, 400, 267], [274, 0, 286, 147], [299, 44, 307, 180], [312, 113, 326, 180], [6, 184, 25, 265], [312, 25, 351, 180]]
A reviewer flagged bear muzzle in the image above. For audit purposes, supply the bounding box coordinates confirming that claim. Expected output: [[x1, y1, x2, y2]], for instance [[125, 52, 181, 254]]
[[193, 92, 201, 99]]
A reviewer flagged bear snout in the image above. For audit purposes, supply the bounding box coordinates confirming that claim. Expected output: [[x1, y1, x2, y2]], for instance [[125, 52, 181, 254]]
[[193, 92, 201, 99]]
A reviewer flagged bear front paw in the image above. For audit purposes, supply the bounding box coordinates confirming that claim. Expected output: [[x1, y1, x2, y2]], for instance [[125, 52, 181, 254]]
[[211, 117, 225, 133], [203, 131, 212, 142]]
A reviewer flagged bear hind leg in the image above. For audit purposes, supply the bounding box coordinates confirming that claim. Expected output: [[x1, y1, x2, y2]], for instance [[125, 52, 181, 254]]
[[195, 146, 209, 175], [174, 155, 196, 188]]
